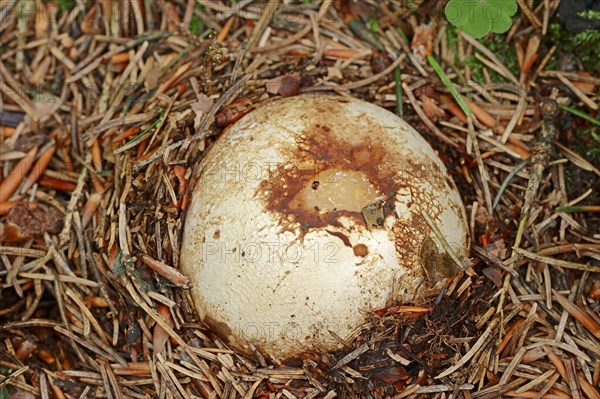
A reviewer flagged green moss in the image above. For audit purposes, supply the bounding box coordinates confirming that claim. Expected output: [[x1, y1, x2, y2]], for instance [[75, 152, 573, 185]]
[[574, 126, 600, 164], [58, 0, 75, 12], [189, 2, 205, 35], [549, 22, 600, 71], [543, 45, 561, 71], [464, 55, 486, 83], [564, 167, 574, 192], [579, 9, 600, 21], [445, 24, 460, 65], [368, 15, 380, 33]]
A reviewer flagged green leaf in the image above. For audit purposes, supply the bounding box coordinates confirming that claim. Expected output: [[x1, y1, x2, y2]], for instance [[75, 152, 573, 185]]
[[445, 0, 518, 38], [560, 104, 600, 127], [489, 12, 514, 33], [463, 14, 491, 38], [488, 0, 518, 32]]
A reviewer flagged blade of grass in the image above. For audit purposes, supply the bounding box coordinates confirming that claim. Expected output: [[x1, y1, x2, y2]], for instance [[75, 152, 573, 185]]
[[556, 205, 600, 213], [427, 54, 492, 210], [396, 27, 409, 44], [114, 109, 165, 154], [493, 157, 531, 210], [394, 66, 403, 117], [560, 104, 600, 127], [427, 55, 472, 118]]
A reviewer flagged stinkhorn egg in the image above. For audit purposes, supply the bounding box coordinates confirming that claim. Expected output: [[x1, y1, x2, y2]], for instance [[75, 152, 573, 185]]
[[180, 94, 470, 359]]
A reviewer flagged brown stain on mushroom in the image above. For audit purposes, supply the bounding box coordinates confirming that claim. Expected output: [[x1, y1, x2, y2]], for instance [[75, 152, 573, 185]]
[[203, 315, 234, 346], [325, 229, 351, 248], [256, 122, 400, 233], [253, 97, 463, 273], [353, 244, 369, 257]]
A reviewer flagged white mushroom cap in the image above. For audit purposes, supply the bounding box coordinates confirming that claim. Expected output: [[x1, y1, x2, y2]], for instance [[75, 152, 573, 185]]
[[180, 94, 469, 359]]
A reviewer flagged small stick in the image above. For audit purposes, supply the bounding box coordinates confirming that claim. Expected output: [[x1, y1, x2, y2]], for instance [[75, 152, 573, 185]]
[[216, 16, 235, 43], [436, 326, 493, 379], [0, 145, 38, 202], [141, 254, 191, 289], [404, 83, 459, 148], [564, 359, 583, 399], [81, 192, 104, 229], [556, 73, 599, 111], [461, 32, 519, 84], [578, 376, 600, 399], [38, 177, 77, 191], [21, 145, 55, 194], [58, 166, 88, 246], [509, 99, 558, 266], [323, 48, 363, 59], [113, 127, 142, 143], [513, 247, 600, 273], [468, 101, 505, 134], [342, 54, 405, 90], [553, 289, 600, 339], [517, 0, 543, 28], [152, 61, 193, 100], [545, 348, 568, 380], [394, 66, 403, 117], [108, 52, 130, 64]]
